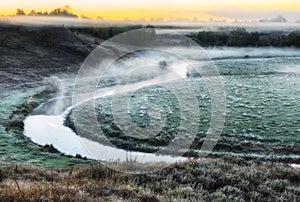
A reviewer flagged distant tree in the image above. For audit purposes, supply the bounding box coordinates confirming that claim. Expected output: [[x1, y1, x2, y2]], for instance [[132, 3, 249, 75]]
[[49, 5, 77, 18], [28, 10, 36, 16], [35, 11, 48, 16], [285, 31, 300, 47], [16, 7, 78, 17], [217, 34, 229, 46], [197, 31, 216, 46], [93, 27, 109, 39], [258, 37, 271, 46], [50, 8, 62, 15], [16, 9, 26, 16], [248, 32, 259, 46], [227, 28, 248, 46], [108, 27, 123, 38], [269, 37, 281, 46], [145, 25, 155, 28], [63, 5, 72, 12], [193, 29, 299, 47]]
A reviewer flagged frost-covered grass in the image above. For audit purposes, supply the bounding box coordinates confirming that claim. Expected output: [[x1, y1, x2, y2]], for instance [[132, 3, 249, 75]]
[[70, 60, 300, 161], [0, 157, 299, 201], [0, 85, 90, 168]]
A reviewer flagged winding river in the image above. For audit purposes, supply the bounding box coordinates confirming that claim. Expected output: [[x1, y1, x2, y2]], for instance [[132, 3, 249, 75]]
[[24, 69, 189, 163]]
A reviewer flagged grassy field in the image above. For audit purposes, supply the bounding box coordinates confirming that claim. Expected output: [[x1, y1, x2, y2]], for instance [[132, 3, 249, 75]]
[[70, 64, 300, 162], [0, 157, 299, 201]]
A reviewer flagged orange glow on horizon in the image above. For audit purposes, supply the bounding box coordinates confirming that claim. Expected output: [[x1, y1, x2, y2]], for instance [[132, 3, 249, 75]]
[[0, 1, 299, 21]]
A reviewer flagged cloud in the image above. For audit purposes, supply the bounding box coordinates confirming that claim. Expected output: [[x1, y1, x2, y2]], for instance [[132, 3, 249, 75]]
[[206, 9, 300, 22], [259, 15, 287, 22]]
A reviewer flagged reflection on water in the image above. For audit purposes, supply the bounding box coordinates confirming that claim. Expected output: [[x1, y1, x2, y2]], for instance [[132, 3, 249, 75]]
[[24, 108, 185, 162]]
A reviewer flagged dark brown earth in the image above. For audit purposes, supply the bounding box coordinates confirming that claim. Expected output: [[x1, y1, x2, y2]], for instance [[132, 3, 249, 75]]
[[0, 24, 96, 89]]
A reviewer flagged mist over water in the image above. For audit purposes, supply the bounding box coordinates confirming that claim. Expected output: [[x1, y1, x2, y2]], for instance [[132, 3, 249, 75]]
[[23, 43, 300, 164], [102, 49, 189, 84], [24, 47, 195, 162]]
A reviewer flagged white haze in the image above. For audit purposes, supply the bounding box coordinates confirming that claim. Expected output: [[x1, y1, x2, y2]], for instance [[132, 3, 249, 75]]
[[1, 16, 300, 33]]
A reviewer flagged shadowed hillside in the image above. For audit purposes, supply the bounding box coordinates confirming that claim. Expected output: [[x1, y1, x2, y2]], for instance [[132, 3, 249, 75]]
[[0, 25, 95, 88]]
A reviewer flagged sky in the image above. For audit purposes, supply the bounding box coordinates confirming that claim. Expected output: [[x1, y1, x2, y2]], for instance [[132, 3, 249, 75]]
[[0, 0, 300, 21]]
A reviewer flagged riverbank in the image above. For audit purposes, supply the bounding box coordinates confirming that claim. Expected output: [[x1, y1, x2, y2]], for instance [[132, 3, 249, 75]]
[[0, 24, 96, 167]]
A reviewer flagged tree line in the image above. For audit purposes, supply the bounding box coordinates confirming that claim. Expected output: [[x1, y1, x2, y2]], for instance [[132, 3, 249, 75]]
[[70, 25, 150, 40], [68, 25, 300, 48], [16, 5, 77, 18], [189, 28, 300, 47], [73, 26, 300, 47]]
